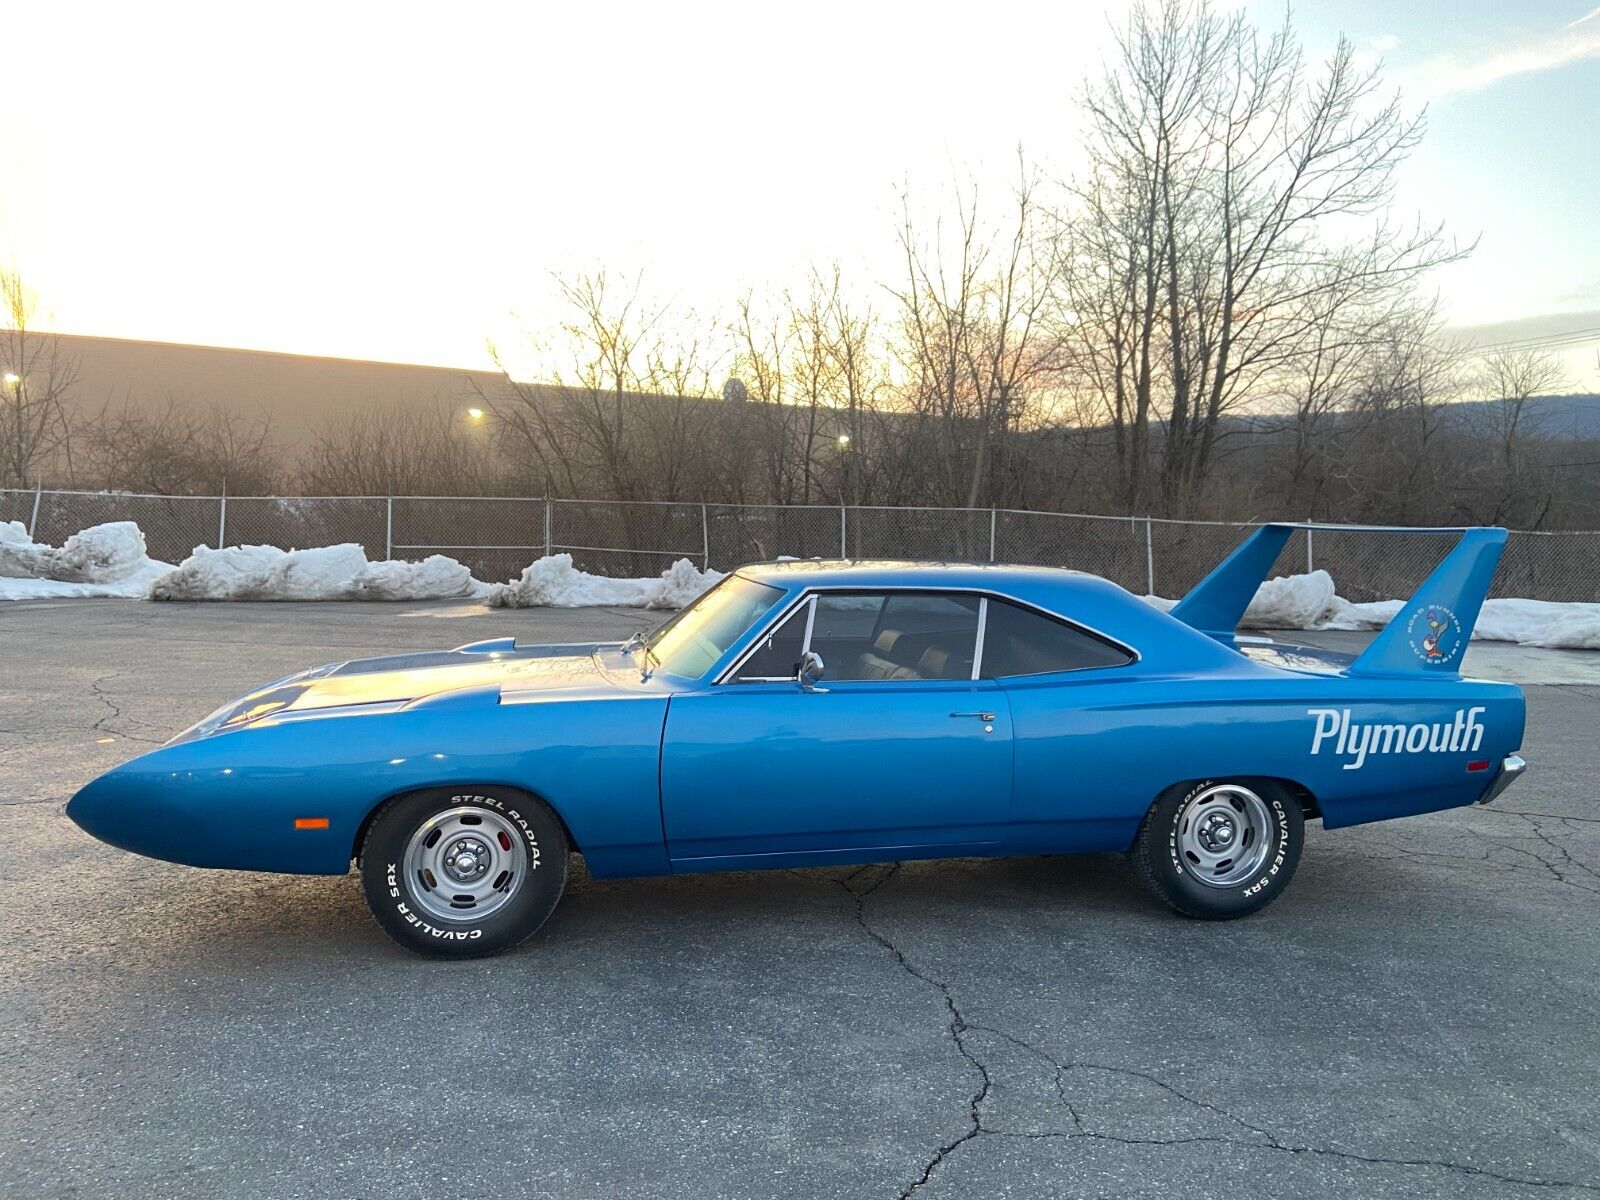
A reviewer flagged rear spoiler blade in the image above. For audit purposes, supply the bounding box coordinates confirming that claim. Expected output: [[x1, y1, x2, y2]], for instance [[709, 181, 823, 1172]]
[[1345, 527, 1506, 678], [1167, 522, 1507, 679], [1167, 524, 1295, 639]]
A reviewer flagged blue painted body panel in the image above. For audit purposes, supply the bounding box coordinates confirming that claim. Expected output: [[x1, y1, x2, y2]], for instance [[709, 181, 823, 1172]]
[[660, 678, 1012, 860], [67, 534, 1528, 881]]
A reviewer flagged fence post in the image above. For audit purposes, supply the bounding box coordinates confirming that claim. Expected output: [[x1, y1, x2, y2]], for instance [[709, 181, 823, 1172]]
[[1144, 516, 1155, 597], [839, 503, 847, 559], [1306, 522, 1315, 574], [543, 497, 553, 559], [989, 508, 997, 562], [27, 480, 42, 538], [218, 488, 227, 548], [385, 496, 393, 560], [701, 502, 710, 570]]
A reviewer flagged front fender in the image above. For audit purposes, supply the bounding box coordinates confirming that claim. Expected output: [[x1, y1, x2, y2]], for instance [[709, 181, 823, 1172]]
[[67, 694, 672, 877]]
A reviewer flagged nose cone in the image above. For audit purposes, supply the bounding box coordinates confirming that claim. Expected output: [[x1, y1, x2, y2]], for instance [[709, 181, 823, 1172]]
[[65, 764, 185, 861], [65, 772, 125, 848]]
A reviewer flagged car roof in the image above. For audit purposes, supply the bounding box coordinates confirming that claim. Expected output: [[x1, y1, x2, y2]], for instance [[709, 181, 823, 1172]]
[[730, 558, 1263, 676], [736, 559, 1092, 590]]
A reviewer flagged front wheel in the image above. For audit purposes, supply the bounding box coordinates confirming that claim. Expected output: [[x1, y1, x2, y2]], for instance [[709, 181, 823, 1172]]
[[359, 787, 569, 958], [1131, 780, 1303, 919]]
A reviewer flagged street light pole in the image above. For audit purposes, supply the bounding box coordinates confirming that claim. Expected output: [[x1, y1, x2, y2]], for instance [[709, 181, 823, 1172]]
[[837, 433, 853, 508]]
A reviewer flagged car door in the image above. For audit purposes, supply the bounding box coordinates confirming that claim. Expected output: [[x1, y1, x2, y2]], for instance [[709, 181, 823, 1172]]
[[658, 590, 1013, 866], [981, 596, 1141, 853]]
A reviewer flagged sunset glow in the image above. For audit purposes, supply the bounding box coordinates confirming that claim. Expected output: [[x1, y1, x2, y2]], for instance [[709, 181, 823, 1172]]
[[1, 1, 1596, 379]]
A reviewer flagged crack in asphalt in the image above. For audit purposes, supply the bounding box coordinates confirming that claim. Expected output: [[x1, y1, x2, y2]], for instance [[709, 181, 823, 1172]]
[[1513, 812, 1600, 889], [86, 672, 165, 746], [1494, 809, 1600, 826], [835, 863, 1600, 1197], [0, 794, 66, 808], [835, 864, 989, 1198], [1349, 815, 1600, 898]]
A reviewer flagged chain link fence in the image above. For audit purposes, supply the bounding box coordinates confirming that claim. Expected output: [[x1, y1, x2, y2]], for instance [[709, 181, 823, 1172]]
[[4, 487, 1599, 602]]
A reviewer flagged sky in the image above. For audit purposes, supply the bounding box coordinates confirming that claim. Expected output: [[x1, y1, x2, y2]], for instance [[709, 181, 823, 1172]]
[[1, 0, 1596, 385]]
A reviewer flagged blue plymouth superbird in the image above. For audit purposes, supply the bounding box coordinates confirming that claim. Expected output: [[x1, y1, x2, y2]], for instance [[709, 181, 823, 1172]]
[[67, 523, 1526, 957]]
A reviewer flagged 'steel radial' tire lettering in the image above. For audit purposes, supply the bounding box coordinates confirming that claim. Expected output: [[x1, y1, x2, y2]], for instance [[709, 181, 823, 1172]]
[[359, 786, 568, 958], [1131, 779, 1303, 919]]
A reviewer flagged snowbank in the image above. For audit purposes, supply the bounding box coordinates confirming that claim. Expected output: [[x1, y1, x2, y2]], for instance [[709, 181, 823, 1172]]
[[149, 543, 486, 602], [0, 520, 173, 600], [486, 553, 722, 609]]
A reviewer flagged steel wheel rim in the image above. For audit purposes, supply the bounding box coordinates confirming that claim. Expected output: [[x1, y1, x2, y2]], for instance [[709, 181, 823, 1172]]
[[1176, 784, 1273, 889], [402, 806, 528, 922]]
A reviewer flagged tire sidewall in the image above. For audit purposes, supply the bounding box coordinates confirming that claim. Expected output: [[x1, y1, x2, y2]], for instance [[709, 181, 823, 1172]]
[[1160, 779, 1301, 916], [360, 787, 567, 957]]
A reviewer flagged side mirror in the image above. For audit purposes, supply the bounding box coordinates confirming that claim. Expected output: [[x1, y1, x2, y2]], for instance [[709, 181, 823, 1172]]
[[797, 650, 826, 691]]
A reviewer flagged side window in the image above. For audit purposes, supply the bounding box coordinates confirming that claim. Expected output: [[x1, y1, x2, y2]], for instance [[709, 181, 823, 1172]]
[[735, 601, 811, 680], [815, 592, 980, 682], [979, 599, 1133, 677]]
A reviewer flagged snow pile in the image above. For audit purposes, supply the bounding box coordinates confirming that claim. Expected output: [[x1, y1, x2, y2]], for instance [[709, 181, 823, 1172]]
[[0, 520, 173, 600], [149, 543, 485, 602], [1241, 569, 1339, 630], [487, 553, 723, 609], [355, 554, 484, 601], [0, 520, 48, 577], [44, 521, 152, 582]]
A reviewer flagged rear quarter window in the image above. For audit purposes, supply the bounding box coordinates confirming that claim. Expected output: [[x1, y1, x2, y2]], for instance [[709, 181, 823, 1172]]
[[981, 598, 1133, 677]]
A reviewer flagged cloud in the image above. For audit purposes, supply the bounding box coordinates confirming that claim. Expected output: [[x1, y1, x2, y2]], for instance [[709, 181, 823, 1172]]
[[1404, 14, 1600, 98]]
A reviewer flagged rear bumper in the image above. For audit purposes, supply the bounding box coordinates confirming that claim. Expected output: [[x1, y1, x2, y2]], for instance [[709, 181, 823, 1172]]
[[1477, 754, 1527, 806]]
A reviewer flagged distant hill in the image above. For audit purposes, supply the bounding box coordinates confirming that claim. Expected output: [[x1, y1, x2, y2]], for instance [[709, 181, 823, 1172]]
[[1441, 394, 1600, 440], [47, 334, 509, 448], [1229, 393, 1600, 440]]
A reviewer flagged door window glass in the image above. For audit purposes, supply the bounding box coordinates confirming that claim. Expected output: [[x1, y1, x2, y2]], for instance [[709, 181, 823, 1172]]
[[813, 592, 980, 682], [735, 601, 810, 680]]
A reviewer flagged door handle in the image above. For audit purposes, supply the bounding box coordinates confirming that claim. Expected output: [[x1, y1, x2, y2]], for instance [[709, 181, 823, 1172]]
[[950, 711, 995, 721]]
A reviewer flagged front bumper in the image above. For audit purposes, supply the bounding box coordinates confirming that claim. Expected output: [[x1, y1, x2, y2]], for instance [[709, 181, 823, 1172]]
[[1477, 753, 1527, 805]]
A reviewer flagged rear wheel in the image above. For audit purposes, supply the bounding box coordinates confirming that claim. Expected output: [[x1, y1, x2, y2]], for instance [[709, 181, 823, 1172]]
[[359, 787, 568, 958], [1131, 780, 1302, 919]]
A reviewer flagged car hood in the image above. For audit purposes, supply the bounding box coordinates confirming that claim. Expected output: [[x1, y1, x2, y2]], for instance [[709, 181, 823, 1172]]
[[174, 639, 630, 741]]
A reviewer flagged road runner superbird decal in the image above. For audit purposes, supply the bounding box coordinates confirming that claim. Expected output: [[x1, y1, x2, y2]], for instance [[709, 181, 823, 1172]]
[[1309, 706, 1485, 770]]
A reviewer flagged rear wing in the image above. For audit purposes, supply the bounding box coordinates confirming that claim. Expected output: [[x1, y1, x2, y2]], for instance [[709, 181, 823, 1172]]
[[1167, 523, 1507, 679]]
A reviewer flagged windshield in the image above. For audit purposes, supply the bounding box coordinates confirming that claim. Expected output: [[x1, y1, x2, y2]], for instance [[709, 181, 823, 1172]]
[[642, 575, 786, 678]]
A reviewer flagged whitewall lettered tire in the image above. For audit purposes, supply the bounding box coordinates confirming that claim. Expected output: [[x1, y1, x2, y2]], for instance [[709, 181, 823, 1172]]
[[1132, 779, 1303, 919], [359, 786, 568, 958]]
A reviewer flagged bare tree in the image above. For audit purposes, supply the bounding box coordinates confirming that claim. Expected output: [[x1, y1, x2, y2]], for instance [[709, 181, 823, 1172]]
[[301, 399, 492, 496], [1065, 0, 1466, 514], [84, 394, 282, 495], [489, 272, 721, 501], [1466, 345, 1570, 525], [1479, 346, 1568, 469], [891, 162, 1062, 509], [0, 271, 81, 487]]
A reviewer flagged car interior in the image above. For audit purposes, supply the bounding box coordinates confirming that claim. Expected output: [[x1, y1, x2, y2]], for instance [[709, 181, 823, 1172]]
[[734, 589, 1135, 683]]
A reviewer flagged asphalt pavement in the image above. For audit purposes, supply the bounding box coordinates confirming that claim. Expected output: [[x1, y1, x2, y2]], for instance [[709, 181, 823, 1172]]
[[2, 598, 1598, 1199]]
